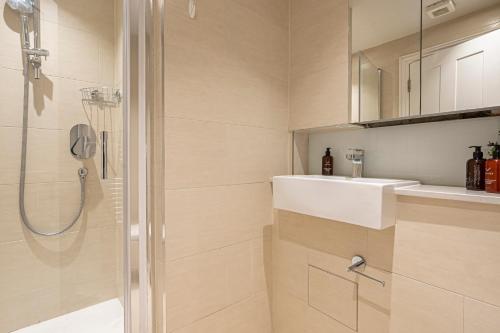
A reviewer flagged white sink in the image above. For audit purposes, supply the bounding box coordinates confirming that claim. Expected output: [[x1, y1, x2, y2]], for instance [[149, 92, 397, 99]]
[[272, 175, 419, 230]]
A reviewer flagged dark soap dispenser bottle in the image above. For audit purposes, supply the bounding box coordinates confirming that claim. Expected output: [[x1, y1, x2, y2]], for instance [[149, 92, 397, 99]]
[[466, 146, 486, 191], [322, 147, 334, 176]]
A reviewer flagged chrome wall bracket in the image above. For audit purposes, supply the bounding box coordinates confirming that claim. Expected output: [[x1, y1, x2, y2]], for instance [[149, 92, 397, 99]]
[[347, 255, 386, 287]]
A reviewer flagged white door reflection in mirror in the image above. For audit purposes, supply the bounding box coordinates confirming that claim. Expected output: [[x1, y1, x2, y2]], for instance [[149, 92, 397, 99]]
[[401, 28, 500, 116]]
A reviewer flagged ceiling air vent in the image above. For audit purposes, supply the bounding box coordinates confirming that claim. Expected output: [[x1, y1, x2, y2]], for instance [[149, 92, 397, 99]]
[[426, 0, 456, 19]]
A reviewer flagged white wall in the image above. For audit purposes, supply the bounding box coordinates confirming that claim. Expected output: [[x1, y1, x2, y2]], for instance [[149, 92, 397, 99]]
[[309, 117, 500, 186]]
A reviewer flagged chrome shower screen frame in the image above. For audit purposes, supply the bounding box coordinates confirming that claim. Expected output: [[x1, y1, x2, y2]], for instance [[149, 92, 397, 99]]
[[123, 0, 165, 332]]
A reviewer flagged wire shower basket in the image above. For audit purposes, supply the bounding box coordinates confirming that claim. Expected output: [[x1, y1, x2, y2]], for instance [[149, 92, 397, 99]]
[[81, 87, 121, 108], [80, 87, 121, 181]]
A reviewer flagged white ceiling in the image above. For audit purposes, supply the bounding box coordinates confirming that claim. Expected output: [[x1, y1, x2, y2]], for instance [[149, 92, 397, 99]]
[[351, 0, 500, 52]]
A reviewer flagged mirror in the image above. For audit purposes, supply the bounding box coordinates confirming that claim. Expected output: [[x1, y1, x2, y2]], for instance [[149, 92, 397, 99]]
[[350, 0, 422, 122], [350, 0, 500, 124], [421, 0, 500, 115]]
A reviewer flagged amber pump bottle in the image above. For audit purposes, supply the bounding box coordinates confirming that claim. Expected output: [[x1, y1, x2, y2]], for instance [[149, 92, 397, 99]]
[[485, 143, 500, 193], [322, 147, 334, 176], [466, 146, 486, 191]]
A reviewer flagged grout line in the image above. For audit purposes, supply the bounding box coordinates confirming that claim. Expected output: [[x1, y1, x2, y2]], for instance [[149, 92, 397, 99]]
[[169, 293, 261, 333], [165, 180, 273, 191], [0, 126, 64, 131], [164, 236, 264, 263], [0, 65, 115, 85], [0, 180, 86, 186], [392, 272, 500, 309], [165, 115, 290, 132], [0, 223, 119, 246]]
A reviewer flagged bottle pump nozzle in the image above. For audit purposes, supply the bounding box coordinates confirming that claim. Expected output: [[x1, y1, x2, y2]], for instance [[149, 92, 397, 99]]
[[469, 146, 483, 159]]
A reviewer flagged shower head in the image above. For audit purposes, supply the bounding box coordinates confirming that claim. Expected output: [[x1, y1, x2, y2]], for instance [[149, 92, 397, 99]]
[[6, 0, 33, 15]]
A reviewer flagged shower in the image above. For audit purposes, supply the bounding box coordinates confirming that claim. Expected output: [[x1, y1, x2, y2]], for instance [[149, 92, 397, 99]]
[[7, 0, 49, 79], [8, 0, 91, 236]]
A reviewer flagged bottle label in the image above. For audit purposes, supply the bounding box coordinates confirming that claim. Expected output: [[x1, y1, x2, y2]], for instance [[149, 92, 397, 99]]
[[323, 161, 333, 175]]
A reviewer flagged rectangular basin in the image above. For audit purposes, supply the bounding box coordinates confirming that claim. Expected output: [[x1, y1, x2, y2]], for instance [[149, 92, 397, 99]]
[[273, 175, 419, 230]]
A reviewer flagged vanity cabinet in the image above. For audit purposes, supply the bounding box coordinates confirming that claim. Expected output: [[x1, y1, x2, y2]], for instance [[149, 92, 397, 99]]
[[273, 195, 500, 333]]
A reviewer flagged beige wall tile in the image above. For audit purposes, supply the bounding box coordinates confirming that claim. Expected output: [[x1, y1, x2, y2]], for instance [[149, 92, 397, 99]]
[[163, 0, 288, 332], [165, 241, 258, 332], [274, 239, 309, 302], [0, 225, 118, 331], [308, 266, 358, 330], [464, 298, 500, 333], [56, 25, 101, 82], [394, 197, 500, 306], [0, 286, 61, 332], [306, 306, 356, 333], [390, 274, 463, 333], [0, 68, 27, 128], [174, 292, 272, 333], [59, 277, 118, 315], [2, 9, 114, 83], [165, 0, 288, 131], [308, 248, 354, 282], [0, 126, 106, 185], [273, 287, 307, 333], [0, 237, 60, 301], [277, 210, 368, 260], [226, 125, 288, 184], [366, 227, 395, 272], [291, 0, 348, 77], [165, 118, 288, 189], [40, 0, 115, 34], [252, 235, 273, 297], [0, 184, 25, 243], [165, 183, 272, 260], [357, 267, 392, 333], [164, 118, 229, 189], [290, 65, 349, 130], [225, 2, 288, 82], [0, 180, 118, 244], [289, 0, 350, 130], [0, 67, 109, 131], [59, 226, 117, 286]]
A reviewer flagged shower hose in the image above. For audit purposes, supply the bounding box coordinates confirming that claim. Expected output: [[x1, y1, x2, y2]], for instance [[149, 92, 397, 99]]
[[19, 64, 87, 236]]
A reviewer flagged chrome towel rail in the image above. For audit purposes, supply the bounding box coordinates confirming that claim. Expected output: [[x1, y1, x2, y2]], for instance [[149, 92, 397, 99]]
[[347, 255, 386, 287]]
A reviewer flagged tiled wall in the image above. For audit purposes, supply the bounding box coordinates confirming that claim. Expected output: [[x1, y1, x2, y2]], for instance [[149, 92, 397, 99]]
[[390, 197, 500, 333], [309, 117, 500, 186], [0, 0, 122, 331], [289, 0, 350, 130], [163, 0, 289, 332], [273, 196, 500, 333], [272, 210, 393, 333]]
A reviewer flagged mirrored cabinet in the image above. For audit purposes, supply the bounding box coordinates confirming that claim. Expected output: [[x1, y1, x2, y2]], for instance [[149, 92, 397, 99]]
[[351, 0, 500, 125]]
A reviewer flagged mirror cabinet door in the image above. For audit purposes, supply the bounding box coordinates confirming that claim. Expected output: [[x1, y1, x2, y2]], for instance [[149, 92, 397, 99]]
[[350, 0, 422, 122], [421, 0, 500, 115], [351, 0, 500, 124]]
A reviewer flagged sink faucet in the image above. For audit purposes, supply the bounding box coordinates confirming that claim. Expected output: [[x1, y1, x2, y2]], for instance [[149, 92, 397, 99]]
[[346, 148, 364, 178]]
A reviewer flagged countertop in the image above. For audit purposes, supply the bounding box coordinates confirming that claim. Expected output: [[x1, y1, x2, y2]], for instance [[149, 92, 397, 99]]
[[395, 184, 500, 205]]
